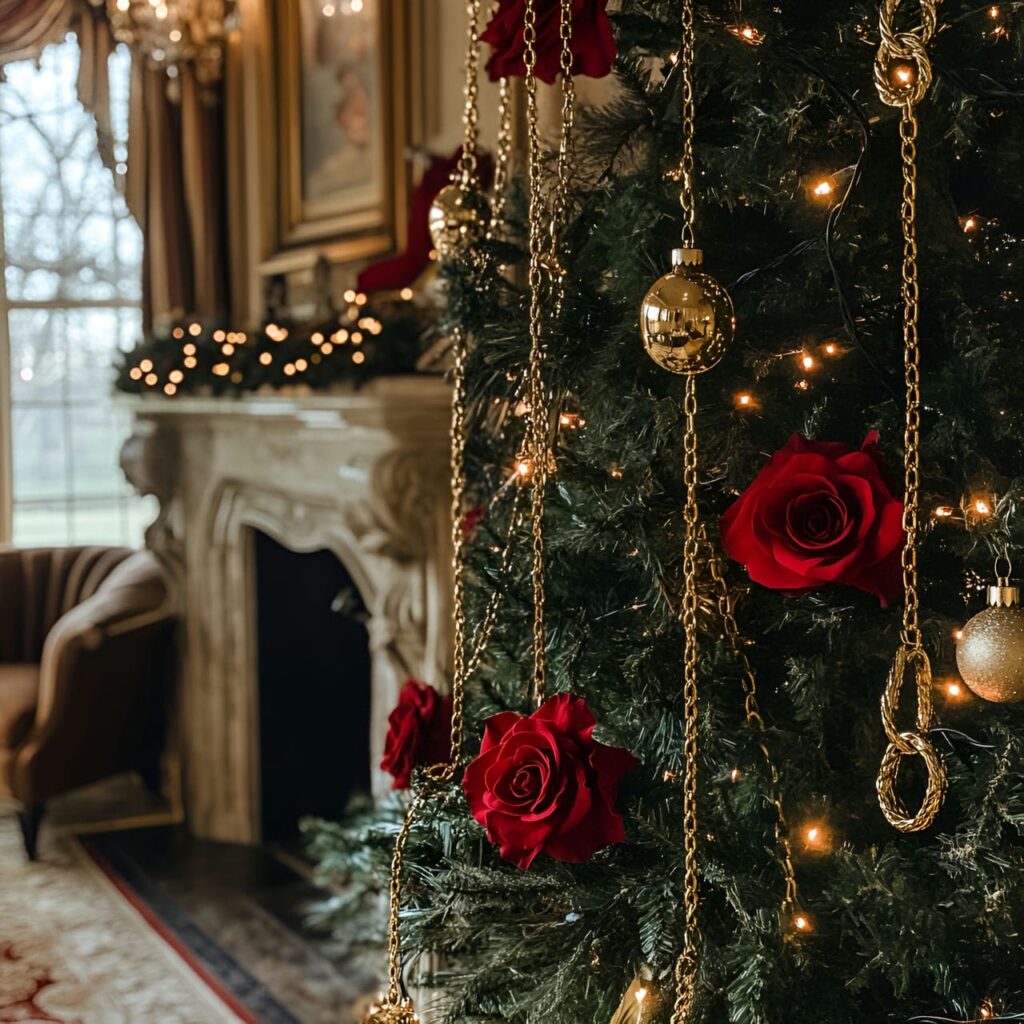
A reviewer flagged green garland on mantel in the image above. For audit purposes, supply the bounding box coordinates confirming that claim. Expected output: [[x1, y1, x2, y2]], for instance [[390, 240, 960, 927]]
[[114, 293, 433, 397]]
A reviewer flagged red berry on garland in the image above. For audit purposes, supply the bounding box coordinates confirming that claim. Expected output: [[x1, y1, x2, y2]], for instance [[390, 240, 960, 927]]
[[720, 432, 905, 606], [381, 680, 452, 790], [463, 693, 637, 869], [481, 0, 617, 85]]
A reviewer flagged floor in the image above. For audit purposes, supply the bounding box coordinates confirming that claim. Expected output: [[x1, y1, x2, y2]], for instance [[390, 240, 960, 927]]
[[82, 824, 382, 1023], [0, 779, 382, 1023]]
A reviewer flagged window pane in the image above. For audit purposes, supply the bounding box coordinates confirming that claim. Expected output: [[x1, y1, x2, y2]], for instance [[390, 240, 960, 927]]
[[0, 37, 141, 303], [11, 404, 69, 502], [3, 35, 148, 548]]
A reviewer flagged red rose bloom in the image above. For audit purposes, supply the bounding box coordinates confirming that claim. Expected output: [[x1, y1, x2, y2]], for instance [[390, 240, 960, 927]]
[[381, 680, 452, 790], [481, 0, 616, 84], [463, 693, 637, 869], [721, 432, 905, 606]]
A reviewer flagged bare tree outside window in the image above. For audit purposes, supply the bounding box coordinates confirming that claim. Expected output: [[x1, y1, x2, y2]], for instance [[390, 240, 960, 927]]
[[0, 34, 154, 546]]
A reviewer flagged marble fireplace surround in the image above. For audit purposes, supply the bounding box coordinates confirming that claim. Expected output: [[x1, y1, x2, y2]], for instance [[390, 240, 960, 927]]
[[120, 378, 453, 844]]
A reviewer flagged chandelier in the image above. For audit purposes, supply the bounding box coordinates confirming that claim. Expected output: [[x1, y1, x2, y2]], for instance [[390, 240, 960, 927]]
[[106, 0, 236, 90]]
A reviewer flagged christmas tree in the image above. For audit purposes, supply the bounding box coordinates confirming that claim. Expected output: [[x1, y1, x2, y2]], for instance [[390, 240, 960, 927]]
[[309, 0, 1024, 1021]]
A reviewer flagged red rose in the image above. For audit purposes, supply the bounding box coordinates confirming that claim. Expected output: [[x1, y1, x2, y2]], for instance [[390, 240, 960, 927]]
[[463, 693, 637, 869], [481, 0, 616, 84], [381, 680, 453, 790], [720, 432, 905, 606]]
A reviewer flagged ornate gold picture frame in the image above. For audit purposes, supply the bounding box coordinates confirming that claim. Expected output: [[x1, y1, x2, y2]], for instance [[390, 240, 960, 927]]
[[268, 0, 413, 269]]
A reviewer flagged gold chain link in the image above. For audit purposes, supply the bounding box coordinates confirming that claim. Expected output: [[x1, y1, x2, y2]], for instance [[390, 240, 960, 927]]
[[546, 0, 575, 312], [674, 375, 701, 1024], [456, 0, 483, 188], [523, 0, 551, 706], [703, 528, 800, 917], [677, 0, 697, 248], [874, 0, 947, 833], [490, 76, 513, 230]]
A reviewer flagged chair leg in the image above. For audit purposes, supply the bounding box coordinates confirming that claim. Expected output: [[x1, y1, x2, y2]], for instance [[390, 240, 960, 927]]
[[17, 803, 45, 861]]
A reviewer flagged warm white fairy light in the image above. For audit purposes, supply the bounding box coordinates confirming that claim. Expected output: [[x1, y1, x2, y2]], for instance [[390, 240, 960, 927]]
[[188, 322, 202, 337], [213, 329, 226, 342], [140, 359, 153, 372], [735, 391, 755, 409], [144, 372, 158, 386], [183, 342, 196, 355], [129, 367, 143, 381], [259, 352, 272, 366], [295, 358, 308, 372], [933, 505, 955, 518], [169, 369, 184, 384], [184, 356, 197, 369], [222, 343, 235, 356], [800, 353, 816, 371], [400, 287, 414, 300], [793, 913, 812, 933], [352, 351, 365, 364], [212, 362, 230, 377]]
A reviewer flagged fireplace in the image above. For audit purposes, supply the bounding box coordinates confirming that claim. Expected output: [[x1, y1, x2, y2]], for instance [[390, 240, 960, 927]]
[[254, 530, 371, 841], [120, 379, 452, 843]]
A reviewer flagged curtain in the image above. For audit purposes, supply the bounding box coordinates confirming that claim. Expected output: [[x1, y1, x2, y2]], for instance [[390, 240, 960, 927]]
[[0, 0, 71, 67], [0, 0, 229, 332], [124, 59, 228, 331]]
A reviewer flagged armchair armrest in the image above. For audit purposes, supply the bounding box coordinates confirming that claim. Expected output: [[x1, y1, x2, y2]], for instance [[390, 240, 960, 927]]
[[8, 552, 175, 805]]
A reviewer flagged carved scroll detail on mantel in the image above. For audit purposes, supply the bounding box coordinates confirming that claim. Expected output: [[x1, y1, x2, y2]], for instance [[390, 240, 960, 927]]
[[120, 381, 453, 844]]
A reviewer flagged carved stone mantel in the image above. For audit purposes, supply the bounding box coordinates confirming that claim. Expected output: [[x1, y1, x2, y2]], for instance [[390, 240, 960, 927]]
[[120, 377, 453, 844]]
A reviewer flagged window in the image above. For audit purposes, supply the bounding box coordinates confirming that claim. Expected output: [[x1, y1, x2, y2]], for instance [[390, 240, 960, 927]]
[[0, 34, 154, 547]]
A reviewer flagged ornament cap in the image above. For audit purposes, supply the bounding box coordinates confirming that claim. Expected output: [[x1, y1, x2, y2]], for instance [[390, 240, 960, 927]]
[[672, 247, 704, 269], [988, 583, 1021, 608]]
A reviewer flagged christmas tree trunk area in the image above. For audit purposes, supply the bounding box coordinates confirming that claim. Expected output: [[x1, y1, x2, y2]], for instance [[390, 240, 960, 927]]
[[306, 1, 1024, 1021]]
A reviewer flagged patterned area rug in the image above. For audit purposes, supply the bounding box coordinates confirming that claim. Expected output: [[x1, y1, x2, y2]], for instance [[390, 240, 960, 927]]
[[0, 814, 254, 1023]]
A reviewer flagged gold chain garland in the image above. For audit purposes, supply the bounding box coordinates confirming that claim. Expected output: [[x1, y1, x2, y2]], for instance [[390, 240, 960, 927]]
[[703, 528, 800, 925], [456, 0, 483, 190], [873, 0, 947, 834], [490, 76, 514, 230], [675, 375, 701, 1024], [676, 0, 697, 249]]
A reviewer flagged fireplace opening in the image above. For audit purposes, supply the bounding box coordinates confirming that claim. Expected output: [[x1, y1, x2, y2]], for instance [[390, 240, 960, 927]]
[[254, 530, 372, 843]]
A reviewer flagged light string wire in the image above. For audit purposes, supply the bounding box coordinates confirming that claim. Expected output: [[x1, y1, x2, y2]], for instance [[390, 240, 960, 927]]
[[873, 0, 948, 834]]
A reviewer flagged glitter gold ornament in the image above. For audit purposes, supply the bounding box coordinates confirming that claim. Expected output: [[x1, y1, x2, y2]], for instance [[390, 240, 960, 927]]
[[957, 574, 1024, 703], [428, 182, 491, 261], [640, 247, 734, 375], [362, 998, 420, 1024]]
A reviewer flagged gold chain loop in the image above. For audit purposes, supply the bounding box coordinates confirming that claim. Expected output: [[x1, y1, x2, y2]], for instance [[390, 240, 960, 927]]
[[874, 0, 946, 833], [874, 0, 936, 108], [674, 375, 701, 1024], [545, 0, 575, 311]]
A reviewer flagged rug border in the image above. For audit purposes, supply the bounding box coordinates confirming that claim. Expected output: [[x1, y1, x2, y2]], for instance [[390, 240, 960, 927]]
[[75, 838, 263, 1024]]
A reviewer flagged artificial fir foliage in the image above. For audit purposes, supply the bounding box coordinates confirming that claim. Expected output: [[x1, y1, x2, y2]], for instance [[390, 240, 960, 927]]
[[307, 1, 1024, 1021]]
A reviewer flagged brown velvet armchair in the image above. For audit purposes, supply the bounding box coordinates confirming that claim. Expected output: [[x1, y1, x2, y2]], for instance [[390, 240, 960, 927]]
[[0, 547, 175, 859]]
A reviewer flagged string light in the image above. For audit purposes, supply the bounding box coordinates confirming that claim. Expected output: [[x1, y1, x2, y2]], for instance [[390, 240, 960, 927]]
[[792, 912, 813, 934], [164, 382, 176, 395], [184, 356, 197, 368], [400, 287, 414, 300], [635, 986, 648, 1024], [794, 379, 810, 391], [943, 680, 966, 700], [933, 505, 955, 518], [953, 628, 964, 642], [734, 391, 755, 409], [172, 326, 184, 340], [730, 768, 741, 783], [295, 358, 308, 372], [183, 343, 196, 356], [811, 178, 834, 199], [799, 352, 816, 371], [144, 372, 158, 386], [222, 343, 235, 356], [283, 363, 296, 377], [140, 359, 153, 372], [188, 322, 202, 337], [212, 362, 230, 377], [516, 455, 535, 480], [169, 369, 184, 384], [352, 351, 366, 364], [259, 352, 272, 366], [609, 464, 623, 480], [822, 341, 841, 356], [989, 4, 1001, 16], [129, 367, 142, 381], [727, 23, 764, 44], [213, 329, 226, 342], [888, 59, 918, 92], [963, 215, 979, 233], [312, 332, 324, 345], [558, 411, 585, 428], [322, 341, 334, 355]]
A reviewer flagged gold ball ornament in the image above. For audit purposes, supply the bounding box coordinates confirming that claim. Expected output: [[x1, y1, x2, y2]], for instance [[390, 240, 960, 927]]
[[639, 248, 735, 375], [362, 998, 420, 1024], [956, 582, 1024, 703], [428, 183, 491, 261]]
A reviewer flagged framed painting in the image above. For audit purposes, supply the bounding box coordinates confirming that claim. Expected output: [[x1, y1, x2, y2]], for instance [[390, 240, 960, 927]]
[[272, 0, 413, 263]]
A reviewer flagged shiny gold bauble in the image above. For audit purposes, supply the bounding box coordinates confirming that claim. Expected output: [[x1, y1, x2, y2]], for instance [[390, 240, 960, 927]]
[[639, 248, 735, 375], [362, 998, 420, 1024], [956, 584, 1024, 703], [427, 182, 491, 261]]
